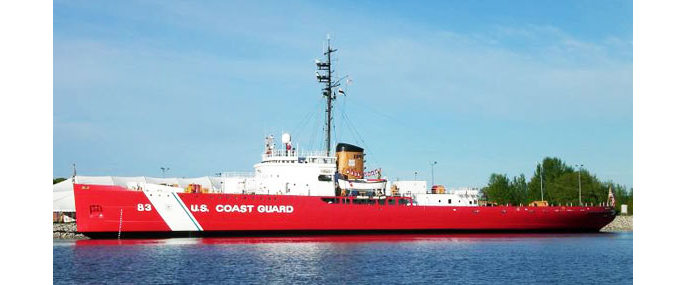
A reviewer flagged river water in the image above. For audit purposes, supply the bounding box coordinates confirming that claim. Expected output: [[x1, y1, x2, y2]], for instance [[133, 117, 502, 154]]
[[54, 232, 632, 284]]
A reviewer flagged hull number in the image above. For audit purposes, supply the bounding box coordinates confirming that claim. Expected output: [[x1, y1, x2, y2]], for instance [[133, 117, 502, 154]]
[[137, 204, 152, 211]]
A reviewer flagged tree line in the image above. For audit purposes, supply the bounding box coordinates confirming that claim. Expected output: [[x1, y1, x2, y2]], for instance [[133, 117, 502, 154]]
[[480, 157, 633, 214]]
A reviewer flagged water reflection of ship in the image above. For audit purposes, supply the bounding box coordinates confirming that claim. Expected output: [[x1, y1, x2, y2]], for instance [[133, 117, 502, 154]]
[[72, 233, 610, 246]]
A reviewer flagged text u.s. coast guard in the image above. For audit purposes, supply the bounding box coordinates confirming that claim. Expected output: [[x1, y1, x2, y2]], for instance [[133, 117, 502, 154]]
[[193, 204, 294, 213]]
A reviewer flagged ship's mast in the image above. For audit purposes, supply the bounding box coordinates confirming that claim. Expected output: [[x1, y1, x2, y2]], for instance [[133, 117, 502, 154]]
[[315, 37, 339, 156]]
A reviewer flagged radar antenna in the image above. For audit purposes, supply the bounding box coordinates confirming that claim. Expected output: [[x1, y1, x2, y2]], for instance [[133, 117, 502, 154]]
[[315, 36, 347, 156]]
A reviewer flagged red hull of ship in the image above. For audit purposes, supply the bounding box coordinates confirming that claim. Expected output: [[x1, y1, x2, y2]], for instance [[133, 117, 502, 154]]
[[74, 184, 616, 238]]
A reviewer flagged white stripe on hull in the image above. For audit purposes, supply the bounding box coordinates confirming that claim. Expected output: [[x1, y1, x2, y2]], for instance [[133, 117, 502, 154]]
[[143, 184, 202, 231]]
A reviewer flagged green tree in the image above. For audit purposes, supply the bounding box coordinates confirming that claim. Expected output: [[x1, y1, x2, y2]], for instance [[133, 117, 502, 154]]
[[528, 157, 575, 202], [608, 184, 632, 214], [482, 157, 632, 211], [481, 173, 528, 206], [547, 172, 578, 205], [510, 174, 528, 206], [53, 177, 67, 184], [481, 174, 511, 205]]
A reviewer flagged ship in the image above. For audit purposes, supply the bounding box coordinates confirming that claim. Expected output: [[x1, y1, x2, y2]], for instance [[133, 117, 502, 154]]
[[73, 39, 616, 238]]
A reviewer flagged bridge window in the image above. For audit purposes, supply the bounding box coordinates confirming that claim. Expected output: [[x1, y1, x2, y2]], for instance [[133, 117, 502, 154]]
[[388, 199, 395, 205], [318, 175, 332, 181]]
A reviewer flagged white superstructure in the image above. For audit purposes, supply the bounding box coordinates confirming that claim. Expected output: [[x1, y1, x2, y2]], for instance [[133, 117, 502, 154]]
[[219, 134, 337, 196], [413, 188, 481, 207], [54, 135, 483, 212], [253, 149, 336, 196], [389, 180, 428, 196]]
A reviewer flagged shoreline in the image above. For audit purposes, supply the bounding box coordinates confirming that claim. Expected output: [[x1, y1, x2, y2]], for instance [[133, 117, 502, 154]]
[[53, 223, 87, 240], [600, 215, 633, 232], [54, 216, 633, 240]]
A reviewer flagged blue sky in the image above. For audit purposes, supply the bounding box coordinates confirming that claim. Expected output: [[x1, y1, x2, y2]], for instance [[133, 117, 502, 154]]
[[53, 0, 632, 188]]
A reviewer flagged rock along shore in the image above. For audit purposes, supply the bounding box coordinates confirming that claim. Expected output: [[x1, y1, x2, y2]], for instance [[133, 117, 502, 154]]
[[53, 223, 87, 239], [600, 215, 633, 232]]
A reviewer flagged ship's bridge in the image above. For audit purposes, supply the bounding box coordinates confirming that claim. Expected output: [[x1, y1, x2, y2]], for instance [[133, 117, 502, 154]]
[[254, 147, 337, 196]]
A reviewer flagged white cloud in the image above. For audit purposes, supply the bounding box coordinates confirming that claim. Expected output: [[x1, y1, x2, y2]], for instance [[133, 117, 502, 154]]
[[337, 29, 631, 121]]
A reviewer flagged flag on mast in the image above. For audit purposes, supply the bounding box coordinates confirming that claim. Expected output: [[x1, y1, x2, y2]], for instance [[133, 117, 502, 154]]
[[607, 187, 616, 207]]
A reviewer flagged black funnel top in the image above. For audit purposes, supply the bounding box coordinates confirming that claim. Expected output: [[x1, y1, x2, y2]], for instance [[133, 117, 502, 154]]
[[336, 143, 363, 153]]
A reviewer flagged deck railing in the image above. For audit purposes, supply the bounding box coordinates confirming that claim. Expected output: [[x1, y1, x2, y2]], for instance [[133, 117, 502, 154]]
[[263, 149, 329, 158], [219, 172, 255, 178]]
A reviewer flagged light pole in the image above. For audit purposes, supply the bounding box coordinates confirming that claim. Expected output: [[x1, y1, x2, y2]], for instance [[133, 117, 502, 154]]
[[575, 164, 583, 205], [72, 163, 77, 183], [430, 161, 437, 186], [538, 163, 544, 201]]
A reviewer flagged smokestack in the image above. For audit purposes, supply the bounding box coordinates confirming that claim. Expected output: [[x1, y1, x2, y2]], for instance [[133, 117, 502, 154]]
[[335, 143, 364, 180]]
